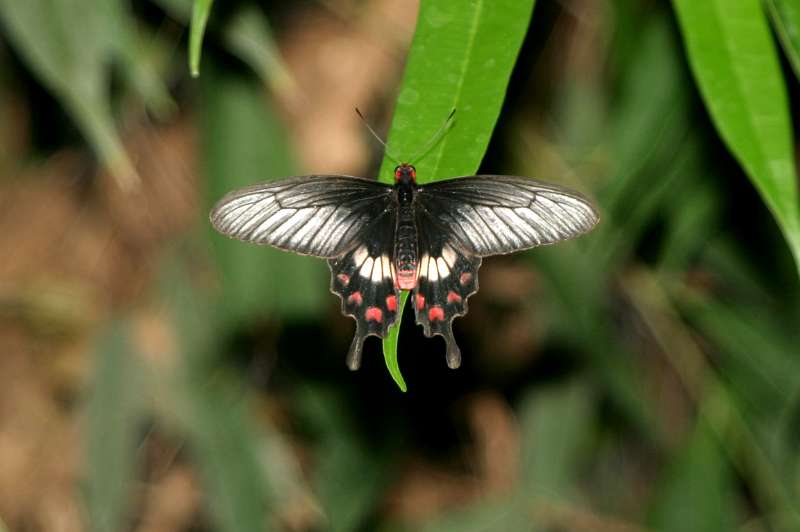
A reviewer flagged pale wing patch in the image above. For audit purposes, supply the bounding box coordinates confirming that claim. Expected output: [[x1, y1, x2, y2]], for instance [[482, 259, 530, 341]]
[[442, 245, 457, 268], [436, 257, 450, 278], [371, 257, 383, 282], [427, 257, 439, 281], [419, 255, 431, 279], [353, 246, 369, 267], [360, 257, 374, 278], [381, 255, 392, 279]]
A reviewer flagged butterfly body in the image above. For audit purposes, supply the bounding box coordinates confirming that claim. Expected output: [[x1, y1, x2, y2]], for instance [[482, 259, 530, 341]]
[[393, 164, 420, 289], [210, 163, 599, 370]]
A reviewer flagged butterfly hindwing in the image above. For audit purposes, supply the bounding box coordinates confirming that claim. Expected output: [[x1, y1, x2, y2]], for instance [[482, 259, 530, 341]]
[[328, 208, 400, 370], [413, 208, 481, 369]]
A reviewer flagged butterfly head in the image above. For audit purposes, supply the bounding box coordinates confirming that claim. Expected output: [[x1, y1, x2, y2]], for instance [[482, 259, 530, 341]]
[[394, 163, 417, 184]]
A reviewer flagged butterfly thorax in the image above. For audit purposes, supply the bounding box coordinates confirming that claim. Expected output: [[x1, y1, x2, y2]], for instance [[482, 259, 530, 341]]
[[393, 164, 419, 290]]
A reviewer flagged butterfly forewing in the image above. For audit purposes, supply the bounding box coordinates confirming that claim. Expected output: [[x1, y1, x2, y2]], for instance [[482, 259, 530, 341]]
[[210, 175, 393, 257], [416, 175, 599, 256]]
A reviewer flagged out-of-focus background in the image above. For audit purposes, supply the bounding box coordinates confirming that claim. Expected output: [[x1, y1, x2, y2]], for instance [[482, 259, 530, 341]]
[[1, 0, 799, 530]]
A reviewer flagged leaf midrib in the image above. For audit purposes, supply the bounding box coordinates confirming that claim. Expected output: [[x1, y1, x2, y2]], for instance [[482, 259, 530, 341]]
[[427, 0, 485, 180]]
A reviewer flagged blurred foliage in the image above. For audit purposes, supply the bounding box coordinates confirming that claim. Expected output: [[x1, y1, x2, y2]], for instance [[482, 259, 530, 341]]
[[0, 0, 799, 531]]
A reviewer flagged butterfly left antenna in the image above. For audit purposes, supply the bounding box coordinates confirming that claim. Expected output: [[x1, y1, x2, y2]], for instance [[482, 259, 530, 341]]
[[355, 107, 401, 166]]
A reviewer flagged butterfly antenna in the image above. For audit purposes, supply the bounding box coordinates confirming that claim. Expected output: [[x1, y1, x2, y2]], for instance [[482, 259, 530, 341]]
[[409, 108, 456, 165], [355, 107, 401, 166]]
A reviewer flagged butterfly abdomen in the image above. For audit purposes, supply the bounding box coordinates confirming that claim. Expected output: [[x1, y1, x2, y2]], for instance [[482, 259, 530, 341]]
[[394, 186, 418, 290]]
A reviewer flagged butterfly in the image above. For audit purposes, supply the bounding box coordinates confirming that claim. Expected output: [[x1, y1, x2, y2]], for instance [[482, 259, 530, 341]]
[[210, 162, 599, 371]]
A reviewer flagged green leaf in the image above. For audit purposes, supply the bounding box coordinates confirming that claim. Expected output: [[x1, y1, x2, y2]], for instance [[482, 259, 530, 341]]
[[84, 321, 145, 532], [380, 0, 537, 387], [0, 0, 139, 189], [291, 385, 388, 531], [672, 0, 800, 278], [201, 68, 327, 323], [182, 380, 273, 532], [223, 6, 295, 95], [417, 380, 594, 532], [649, 422, 737, 532], [765, 0, 800, 82], [159, 257, 274, 532], [114, 18, 176, 118], [517, 380, 594, 499], [382, 291, 409, 392], [189, 0, 214, 77]]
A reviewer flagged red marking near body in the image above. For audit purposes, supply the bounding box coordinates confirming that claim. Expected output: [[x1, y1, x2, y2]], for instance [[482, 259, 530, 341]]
[[459, 272, 473, 286], [347, 291, 363, 305], [386, 295, 398, 312], [337, 273, 350, 285], [428, 306, 445, 321], [447, 291, 462, 303], [365, 306, 383, 322], [397, 268, 417, 290], [415, 294, 426, 310]]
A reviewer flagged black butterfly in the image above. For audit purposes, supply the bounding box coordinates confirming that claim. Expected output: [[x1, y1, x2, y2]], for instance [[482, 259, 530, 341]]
[[210, 163, 599, 370]]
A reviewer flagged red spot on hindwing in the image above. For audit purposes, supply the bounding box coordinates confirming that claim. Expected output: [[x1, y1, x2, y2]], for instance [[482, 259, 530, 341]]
[[365, 307, 383, 322], [415, 294, 426, 310], [337, 273, 350, 285], [459, 272, 473, 286], [348, 291, 363, 305], [428, 306, 445, 321], [386, 295, 398, 312], [447, 291, 462, 303]]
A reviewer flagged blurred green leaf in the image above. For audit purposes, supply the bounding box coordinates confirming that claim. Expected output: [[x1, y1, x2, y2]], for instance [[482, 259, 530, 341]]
[[517, 380, 594, 500], [0, 0, 139, 189], [152, 0, 191, 20], [766, 0, 800, 82], [189, 0, 214, 77], [223, 6, 295, 95], [159, 257, 274, 532], [114, 17, 176, 118], [293, 385, 387, 531], [657, 177, 720, 273], [418, 499, 528, 532], [84, 320, 146, 532], [602, 15, 691, 266], [672, 0, 800, 278], [183, 379, 273, 532], [649, 422, 737, 532], [201, 69, 327, 324], [381, 0, 537, 386], [677, 290, 800, 420], [418, 381, 594, 532]]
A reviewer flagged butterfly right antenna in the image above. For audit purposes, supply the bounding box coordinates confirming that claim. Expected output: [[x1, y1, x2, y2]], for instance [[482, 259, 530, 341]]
[[409, 108, 456, 165]]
